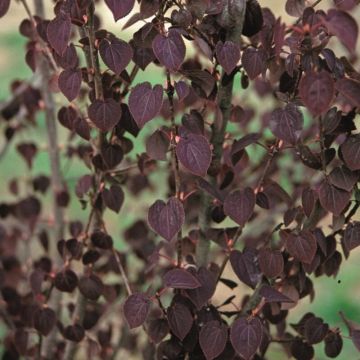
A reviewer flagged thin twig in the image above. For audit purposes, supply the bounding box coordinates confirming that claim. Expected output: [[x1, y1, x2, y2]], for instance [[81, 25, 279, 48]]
[[112, 249, 132, 295]]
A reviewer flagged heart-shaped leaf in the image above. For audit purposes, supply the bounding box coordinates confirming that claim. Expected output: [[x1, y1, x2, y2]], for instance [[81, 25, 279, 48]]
[[335, 78, 360, 108], [299, 71, 334, 116], [199, 321, 228, 360], [163, 268, 201, 289], [152, 29, 186, 71], [128, 82, 163, 128], [230, 316, 263, 360], [99, 38, 133, 75], [343, 222, 360, 252], [167, 301, 193, 340], [269, 104, 303, 145], [215, 40, 241, 75], [88, 98, 122, 132], [148, 197, 185, 241], [258, 248, 284, 278], [176, 133, 212, 177], [281, 230, 317, 264], [47, 13, 71, 56], [329, 166, 358, 192], [223, 187, 255, 226], [340, 135, 360, 170], [0, 0, 10, 18], [102, 185, 124, 213], [105, 0, 135, 21], [259, 285, 294, 303], [123, 293, 150, 329], [58, 69, 82, 102], [319, 180, 351, 216], [241, 47, 267, 79]]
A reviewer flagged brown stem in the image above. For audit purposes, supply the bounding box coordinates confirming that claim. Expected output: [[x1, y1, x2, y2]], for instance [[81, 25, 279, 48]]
[[112, 249, 132, 295], [318, 116, 327, 175]]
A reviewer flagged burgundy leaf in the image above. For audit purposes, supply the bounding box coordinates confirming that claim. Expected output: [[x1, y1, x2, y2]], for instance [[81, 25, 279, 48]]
[[269, 103, 303, 144], [102, 185, 124, 213], [148, 197, 185, 241], [58, 69, 82, 102], [0, 0, 10, 18], [146, 129, 170, 161], [325, 9, 359, 52], [258, 248, 284, 278], [128, 82, 163, 128], [259, 285, 294, 303], [78, 274, 103, 300], [167, 302, 193, 340], [230, 316, 263, 360], [152, 29, 186, 71], [319, 180, 351, 216], [148, 318, 169, 343], [336, 78, 360, 108], [123, 293, 151, 329], [281, 230, 317, 264], [302, 188, 316, 217], [223, 187, 255, 226], [176, 133, 212, 177], [199, 321, 228, 360], [215, 40, 241, 75], [105, 0, 135, 21], [99, 38, 133, 75], [343, 222, 360, 252], [54, 43, 79, 69], [47, 13, 71, 56], [329, 166, 358, 192], [229, 249, 261, 289], [325, 332, 343, 357], [54, 269, 78, 293], [175, 80, 190, 102], [299, 71, 334, 116], [185, 267, 216, 309], [34, 307, 56, 336], [304, 317, 329, 344], [88, 98, 122, 132], [163, 268, 201, 289], [340, 134, 360, 170], [334, 0, 358, 11], [241, 47, 267, 80], [285, 0, 305, 17]]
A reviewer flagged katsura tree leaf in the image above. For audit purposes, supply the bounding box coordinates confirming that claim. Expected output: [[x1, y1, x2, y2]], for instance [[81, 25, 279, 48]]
[[128, 82, 163, 128], [146, 129, 170, 161], [343, 222, 360, 252], [105, 0, 135, 21], [176, 133, 212, 177], [318, 180, 351, 216], [99, 38, 133, 75], [152, 29, 186, 71], [258, 248, 284, 278], [215, 40, 241, 75], [0, 0, 10, 18], [340, 135, 360, 170], [123, 293, 151, 329], [223, 187, 255, 226], [259, 285, 294, 303], [102, 185, 124, 213], [88, 98, 122, 132], [163, 268, 201, 289], [148, 197, 185, 241], [335, 78, 360, 108], [58, 69, 82, 102], [47, 13, 71, 56], [230, 316, 263, 360], [304, 317, 329, 345], [329, 166, 357, 192], [299, 71, 334, 116], [167, 301, 193, 340], [199, 321, 228, 360], [241, 47, 267, 79]]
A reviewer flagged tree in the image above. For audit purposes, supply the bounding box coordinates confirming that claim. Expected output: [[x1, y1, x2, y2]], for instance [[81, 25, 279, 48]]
[[0, 0, 359, 359]]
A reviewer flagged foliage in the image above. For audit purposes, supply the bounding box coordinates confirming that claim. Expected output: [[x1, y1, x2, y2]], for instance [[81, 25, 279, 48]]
[[0, 0, 360, 359]]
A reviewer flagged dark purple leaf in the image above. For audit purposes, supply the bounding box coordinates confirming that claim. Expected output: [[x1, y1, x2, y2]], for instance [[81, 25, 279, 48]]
[[299, 71, 335, 116], [329, 166, 358, 192], [258, 248, 284, 278], [58, 69, 82, 102], [148, 197, 185, 241], [343, 222, 360, 252], [304, 317, 329, 344], [47, 13, 71, 56], [54, 43, 79, 69], [241, 47, 267, 80], [325, 9, 358, 52], [63, 324, 85, 342], [176, 133, 212, 177], [199, 321, 228, 360], [99, 38, 133, 75], [0, 0, 10, 18], [230, 316, 263, 360], [302, 187, 316, 217], [146, 129, 170, 161], [105, 0, 135, 21], [14, 328, 28, 355], [148, 318, 169, 343], [281, 230, 317, 264], [128, 82, 163, 128], [334, 0, 358, 11], [88, 98, 122, 132], [152, 29, 186, 71], [340, 135, 360, 170], [269, 104, 303, 145], [175, 80, 190, 102], [351, 330, 360, 352], [285, 0, 305, 17], [163, 268, 201, 289], [34, 307, 56, 336], [123, 293, 151, 329], [17, 143, 37, 169], [223, 187, 255, 226], [325, 332, 343, 358], [319, 180, 351, 216], [102, 185, 124, 213], [215, 40, 241, 75], [78, 274, 103, 300], [230, 249, 261, 289], [54, 269, 78, 293], [336, 78, 360, 108], [259, 285, 294, 303], [167, 302, 193, 340]]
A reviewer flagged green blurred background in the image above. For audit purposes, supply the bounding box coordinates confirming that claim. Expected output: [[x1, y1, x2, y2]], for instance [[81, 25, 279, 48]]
[[0, 1, 359, 359]]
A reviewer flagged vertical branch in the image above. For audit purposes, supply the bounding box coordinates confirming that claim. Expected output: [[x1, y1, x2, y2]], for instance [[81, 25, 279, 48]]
[[196, 1, 247, 266], [318, 116, 327, 175], [166, 70, 183, 266]]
